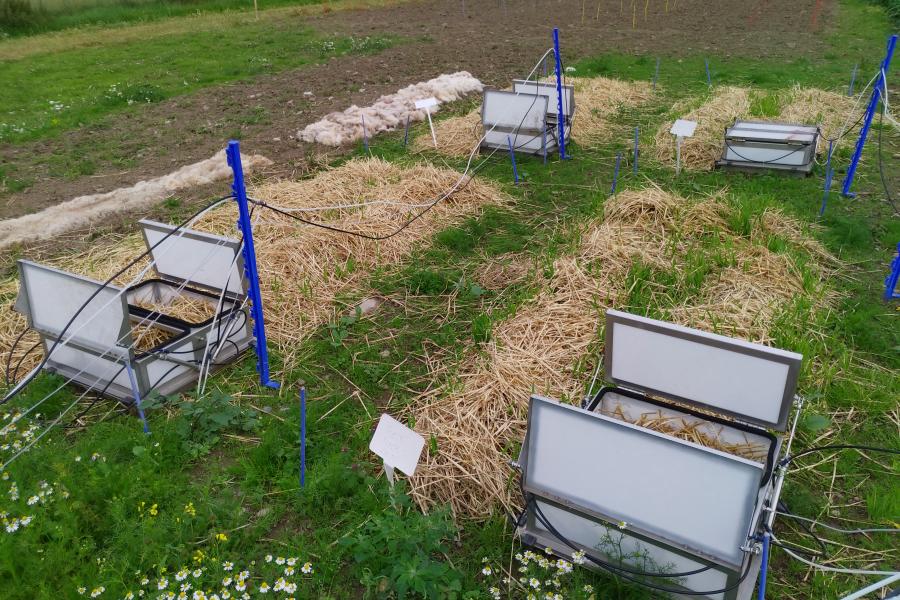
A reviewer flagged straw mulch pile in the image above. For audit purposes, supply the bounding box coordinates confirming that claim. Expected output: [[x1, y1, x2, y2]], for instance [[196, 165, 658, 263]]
[[408, 187, 837, 518], [411, 110, 481, 157], [654, 86, 751, 171], [413, 76, 654, 157], [0, 158, 509, 381], [133, 295, 218, 325], [655, 85, 857, 170]]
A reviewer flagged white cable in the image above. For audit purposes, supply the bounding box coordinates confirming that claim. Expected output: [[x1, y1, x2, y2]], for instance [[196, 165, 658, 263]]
[[776, 512, 899, 535], [837, 573, 900, 600], [771, 532, 900, 576]]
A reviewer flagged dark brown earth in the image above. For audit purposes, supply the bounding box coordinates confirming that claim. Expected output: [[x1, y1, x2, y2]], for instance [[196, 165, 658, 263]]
[[0, 0, 836, 228]]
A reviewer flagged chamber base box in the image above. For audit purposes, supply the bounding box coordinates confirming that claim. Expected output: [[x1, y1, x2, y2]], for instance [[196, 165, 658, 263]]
[[716, 121, 819, 175], [515, 309, 803, 600]]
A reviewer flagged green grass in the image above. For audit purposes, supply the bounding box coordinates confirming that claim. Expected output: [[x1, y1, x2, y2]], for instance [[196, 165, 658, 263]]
[[0, 24, 395, 144], [0, 0, 332, 37], [0, 0, 898, 598]]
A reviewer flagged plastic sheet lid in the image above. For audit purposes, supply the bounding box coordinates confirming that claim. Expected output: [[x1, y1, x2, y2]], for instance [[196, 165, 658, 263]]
[[604, 309, 802, 431], [140, 220, 245, 298]]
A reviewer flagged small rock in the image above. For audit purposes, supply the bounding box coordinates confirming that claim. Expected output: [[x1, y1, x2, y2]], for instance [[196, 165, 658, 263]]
[[272, 137, 281, 142], [303, 91, 313, 96], [357, 297, 381, 315], [379, 349, 390, 358]]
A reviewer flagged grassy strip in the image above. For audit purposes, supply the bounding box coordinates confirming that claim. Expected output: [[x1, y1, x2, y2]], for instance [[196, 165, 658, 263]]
[[0, 23, 395, 145]]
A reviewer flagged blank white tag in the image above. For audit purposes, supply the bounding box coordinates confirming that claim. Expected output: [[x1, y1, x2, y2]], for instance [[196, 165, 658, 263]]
[[369, 413, 425, 477]]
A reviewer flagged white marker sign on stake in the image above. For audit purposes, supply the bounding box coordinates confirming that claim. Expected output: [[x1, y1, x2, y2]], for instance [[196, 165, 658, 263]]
[[415, 97, 439, 149], [369, 413, 425, 486], [669, 119, 698, 175]]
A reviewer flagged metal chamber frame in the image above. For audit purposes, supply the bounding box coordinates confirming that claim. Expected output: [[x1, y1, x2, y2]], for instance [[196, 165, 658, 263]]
[[515, 310, 803, 600], [15, 221, 254, 404]]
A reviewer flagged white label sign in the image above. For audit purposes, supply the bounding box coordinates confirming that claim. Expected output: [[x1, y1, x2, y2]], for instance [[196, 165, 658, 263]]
[[414, 97, 439, 110], [369, 413, 425, 476], [670, 119, 698, 138]]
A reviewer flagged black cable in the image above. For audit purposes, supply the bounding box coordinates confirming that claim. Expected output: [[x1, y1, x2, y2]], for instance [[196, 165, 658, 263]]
[[10, 341, 41, 384], [779, 444, 900, 468], [877, 103, 900, 216], [824, 110, 867, 144], [776, 501, 829, 558], [529, 498, 758, 595], [1, 195, 234, 406], [4, 327, 31, 386]]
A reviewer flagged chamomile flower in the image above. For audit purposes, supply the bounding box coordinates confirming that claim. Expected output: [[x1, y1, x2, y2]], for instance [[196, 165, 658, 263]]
[[275, 557, 285, 565], [77, 587, 87, 595], [529, 577, 541, 589], [571, 550, 586, 565], [175, 570, 188, 582], [300, 562, 313, 574], [481, 565, 493, 576], [157, 579, 168, 591], [286, 557, 297, 566], [264, 555, 273, 563], [258, 582, 269, 594], [583, 584, 594, 593], [489, 587, 501, 600], [222, 562, 233, 572], [90, 587, 105, 597]]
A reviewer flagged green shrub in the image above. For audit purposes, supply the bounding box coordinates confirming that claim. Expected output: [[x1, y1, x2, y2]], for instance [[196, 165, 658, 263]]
[[341, 486, 463, 598]]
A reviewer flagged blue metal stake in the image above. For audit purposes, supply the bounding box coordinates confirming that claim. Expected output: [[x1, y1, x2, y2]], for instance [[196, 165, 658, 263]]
[[757, 532, 771, 600], [885, 243, 900, 300], [611, 152, 622, 195], [633, 127, 639, 175], [705, 59, 712, 87], [819, 140, 834, 217], [361, 114, 369, 153], [403, 115, 410, 148], [226, 140, 280, 390], [842, 34, 897, 197], [553, 28, 568, 160], [848, 63, 859, 96], [653, 57, 660, 90], [124, 362, 150, 434], [507, 136, 519, 185], [299, 384, 306, 487]]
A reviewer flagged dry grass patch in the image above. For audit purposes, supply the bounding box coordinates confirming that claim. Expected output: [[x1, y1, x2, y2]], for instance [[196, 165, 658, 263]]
[[0, 158, 509, 378], [408, 187, 836, 518], [413, 76, 654, 157], [655, 86, 857, 170]]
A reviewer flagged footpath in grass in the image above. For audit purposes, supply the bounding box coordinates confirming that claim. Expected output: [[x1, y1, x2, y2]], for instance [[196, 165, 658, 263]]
[[0, 3, 898, 599]]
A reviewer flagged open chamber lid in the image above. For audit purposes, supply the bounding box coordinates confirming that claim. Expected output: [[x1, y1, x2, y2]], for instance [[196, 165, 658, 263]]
[[726, 121, 819, 145], [139, 220, 246, 298], [603, 309, 802, 431]]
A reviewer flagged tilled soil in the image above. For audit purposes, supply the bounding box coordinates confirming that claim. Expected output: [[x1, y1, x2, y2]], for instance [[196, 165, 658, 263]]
[[0, 0, 834, 227]]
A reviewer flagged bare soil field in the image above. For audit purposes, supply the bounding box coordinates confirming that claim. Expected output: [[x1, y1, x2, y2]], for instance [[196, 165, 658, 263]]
[[0, 0, 835, 224]]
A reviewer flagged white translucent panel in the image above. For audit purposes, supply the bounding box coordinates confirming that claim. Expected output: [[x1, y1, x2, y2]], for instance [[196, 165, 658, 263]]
[[19, 261, 130, 356], [730, 121, 819, 141], [482, 89, 548, 131], [483, 129, 551, 154], [511, 80, 574, 119], [144, 358, 192, 391], [525, 397, 762, 569], [46, 344, 131, 390], [605, 310, 800, 430], [723, 145, 809, 167], [532, 500, 732, 600], [140, 220, 244, 297]]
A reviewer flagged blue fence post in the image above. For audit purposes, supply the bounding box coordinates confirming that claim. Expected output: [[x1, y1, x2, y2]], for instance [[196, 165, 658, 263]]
[[361, 114, 369, 153], [403, 115, 410, 148], [553, 28, 568, 160], [885, 243, 900, 300], [848, 63, 859, 96], [633, 127, 639, 175], [507, 136, 519, 184], [124, 362, 150, 434], [819, 140, 835, 217], [226, 140, 280, 390], [653, 57, 660, 90], [299, 384, 307, 487], [611, 152, 622, 195], [842, 34, 897, 197], [705, 59, 712, 87]]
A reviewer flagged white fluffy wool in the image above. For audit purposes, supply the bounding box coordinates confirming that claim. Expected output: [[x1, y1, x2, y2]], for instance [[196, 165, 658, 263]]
[[298, 71, 483, 146], [0, 150, 271, 250]]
